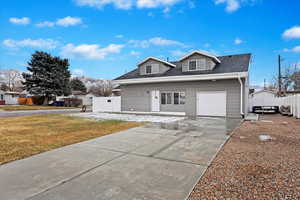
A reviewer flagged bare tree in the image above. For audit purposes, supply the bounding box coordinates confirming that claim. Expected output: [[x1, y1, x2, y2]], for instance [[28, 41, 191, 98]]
[[88, 80, 113, 97], [270, 63, 300, 94], [0, 69, 23, 91]]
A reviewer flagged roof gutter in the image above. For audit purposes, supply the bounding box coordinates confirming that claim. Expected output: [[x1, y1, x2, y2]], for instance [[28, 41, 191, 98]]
[[238, 76, 244, 117], [114, 72, 248, 85]]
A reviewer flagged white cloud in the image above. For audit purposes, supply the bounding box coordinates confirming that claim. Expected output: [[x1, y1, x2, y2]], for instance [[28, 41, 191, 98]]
[[282, 26, 300, 39], [36, 17, 82, 28], [3, 38, 59, 49], [60, 43, 124, 59], [234, 38, 243, 45], [129, 37, 186, 48], [56, 16, 82, 27], [149, 37, 185, 46], [170, 49, 186, 57], [163, 7, 170, 14], [9, 17, 30, 25], [36, 21, 55, 27], [75, 0, 183, 9], [73, 68, 84, 76], [137, 0, 183, 8], [283, 45, 300, 53], [148, 12, 155, 17], [75, 0, 133, 9], [204, 43, 211, 48], [115, 34, 124, 38], [130, 50, 140, 55], [214, 0, 240, 12]]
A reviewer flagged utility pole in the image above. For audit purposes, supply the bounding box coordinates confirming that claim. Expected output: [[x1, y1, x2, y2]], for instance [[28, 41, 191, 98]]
[[278, 55, 282, 95], [264, 79, 266, 90]]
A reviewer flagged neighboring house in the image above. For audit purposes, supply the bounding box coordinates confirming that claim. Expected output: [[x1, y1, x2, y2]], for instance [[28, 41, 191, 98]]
[[0, 90, 20, 104], [0, 90, 4, 104], [71, 91, 96, 106], [285, 90, 300, 96], [114, 50, 251, 118], [248, 90, 279, 112], [112, 85, 121, 96]]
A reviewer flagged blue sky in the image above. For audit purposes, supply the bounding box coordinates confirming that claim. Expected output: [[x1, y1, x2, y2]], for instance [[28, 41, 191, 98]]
[[1, 0, 300, 86]]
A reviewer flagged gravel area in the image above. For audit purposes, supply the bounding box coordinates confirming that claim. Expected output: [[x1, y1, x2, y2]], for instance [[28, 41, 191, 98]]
[[188, 114, 300, 200], [71, 112, 185, 123]]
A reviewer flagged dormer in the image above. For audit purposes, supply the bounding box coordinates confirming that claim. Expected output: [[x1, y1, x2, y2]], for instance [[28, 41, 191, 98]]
[[138, 57, 176, 75], [180, 50, 221, 72]]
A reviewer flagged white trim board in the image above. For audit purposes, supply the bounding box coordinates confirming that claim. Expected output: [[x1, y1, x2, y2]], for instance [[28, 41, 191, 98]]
[[138, 57, 176, 68], [114, 72, 248, 85], [179, 50, 221, 63]]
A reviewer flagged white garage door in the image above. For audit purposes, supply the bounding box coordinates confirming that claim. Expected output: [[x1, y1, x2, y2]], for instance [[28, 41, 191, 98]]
[[197, 91, 226, 117]]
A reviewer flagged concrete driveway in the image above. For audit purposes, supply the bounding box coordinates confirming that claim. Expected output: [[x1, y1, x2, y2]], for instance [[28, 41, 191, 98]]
[[0, 117, 240, 200]]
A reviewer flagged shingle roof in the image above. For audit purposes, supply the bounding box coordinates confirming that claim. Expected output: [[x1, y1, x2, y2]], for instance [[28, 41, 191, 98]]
[[114, 53, 251, 80]]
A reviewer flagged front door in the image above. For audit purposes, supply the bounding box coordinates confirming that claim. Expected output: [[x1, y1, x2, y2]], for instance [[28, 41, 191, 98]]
[[151, 90, 160, 112]]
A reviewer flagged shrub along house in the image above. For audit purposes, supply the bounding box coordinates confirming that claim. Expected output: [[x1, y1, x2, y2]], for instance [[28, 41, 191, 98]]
[[114, 50, 251, 118]]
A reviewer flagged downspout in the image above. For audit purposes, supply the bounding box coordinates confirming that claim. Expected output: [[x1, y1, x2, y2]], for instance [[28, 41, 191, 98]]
[[238, 76, 244, 118]]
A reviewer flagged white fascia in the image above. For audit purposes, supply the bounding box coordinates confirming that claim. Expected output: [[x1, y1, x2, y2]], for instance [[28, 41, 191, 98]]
[[114, 72, 248, 85], [137, 57, 176, 67]]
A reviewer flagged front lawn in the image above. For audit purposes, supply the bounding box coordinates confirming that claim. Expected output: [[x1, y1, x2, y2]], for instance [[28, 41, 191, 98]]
[[0, 105, 76, 111], [0, 114, 142, 164]]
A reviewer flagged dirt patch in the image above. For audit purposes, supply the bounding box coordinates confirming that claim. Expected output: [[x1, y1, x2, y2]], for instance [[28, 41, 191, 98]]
[[188, 114, 300, 200]]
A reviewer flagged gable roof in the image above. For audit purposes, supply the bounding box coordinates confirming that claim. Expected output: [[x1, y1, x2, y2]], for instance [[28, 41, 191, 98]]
[[137, 57, 176, 68], [179, 50, 221, 63], [114, 53, 251, 81]]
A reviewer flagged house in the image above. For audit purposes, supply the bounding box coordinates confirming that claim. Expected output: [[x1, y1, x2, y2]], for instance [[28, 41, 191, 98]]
[[112, 85, 121, 96], [70, 91, 96, 106], [285, 90, 300, 96], [0, 90, 20, 104], [248, 90, 280, 113], [114, 50, 251, 118]]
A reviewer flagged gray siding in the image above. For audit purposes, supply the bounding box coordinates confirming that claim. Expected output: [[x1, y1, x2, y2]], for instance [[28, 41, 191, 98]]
[[182, 54, 216, 72], [121, 79, 243, 118], [139, 59, 170, 75]]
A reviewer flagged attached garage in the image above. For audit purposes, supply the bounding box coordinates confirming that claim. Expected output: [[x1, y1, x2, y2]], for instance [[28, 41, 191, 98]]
[[196, 91, 227, 117]]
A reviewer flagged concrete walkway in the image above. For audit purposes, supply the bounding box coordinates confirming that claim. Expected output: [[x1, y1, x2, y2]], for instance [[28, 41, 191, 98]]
[[0, 109, 81, 118], [0, 117, 240, 200]]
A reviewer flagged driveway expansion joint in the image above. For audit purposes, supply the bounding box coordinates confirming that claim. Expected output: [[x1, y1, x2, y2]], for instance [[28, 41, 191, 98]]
[[25, 152, 128, 200]]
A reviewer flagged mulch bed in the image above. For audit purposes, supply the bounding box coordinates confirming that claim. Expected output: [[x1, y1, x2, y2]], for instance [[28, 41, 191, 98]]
[[188, 114, 300, 200]]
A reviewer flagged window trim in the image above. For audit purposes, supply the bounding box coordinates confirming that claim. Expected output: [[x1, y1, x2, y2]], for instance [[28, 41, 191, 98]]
[[145, 65, 152, 74], [161, 91, 185, 105], [188, 59, 197, 71], [179, 92, 185, 105]]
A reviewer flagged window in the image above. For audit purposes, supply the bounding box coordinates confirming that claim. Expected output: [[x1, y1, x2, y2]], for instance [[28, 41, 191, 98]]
[[179, 92, 185, 104], [161, 92, 172, 105], [0, 94, 3, 100], [161, 92, 185, 105], [174, 92, 179, 104], [189, 60, 197, 71], [174, 92, 185, 105], [146, 65, 152, 74], [161, 93, 166, 104]]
